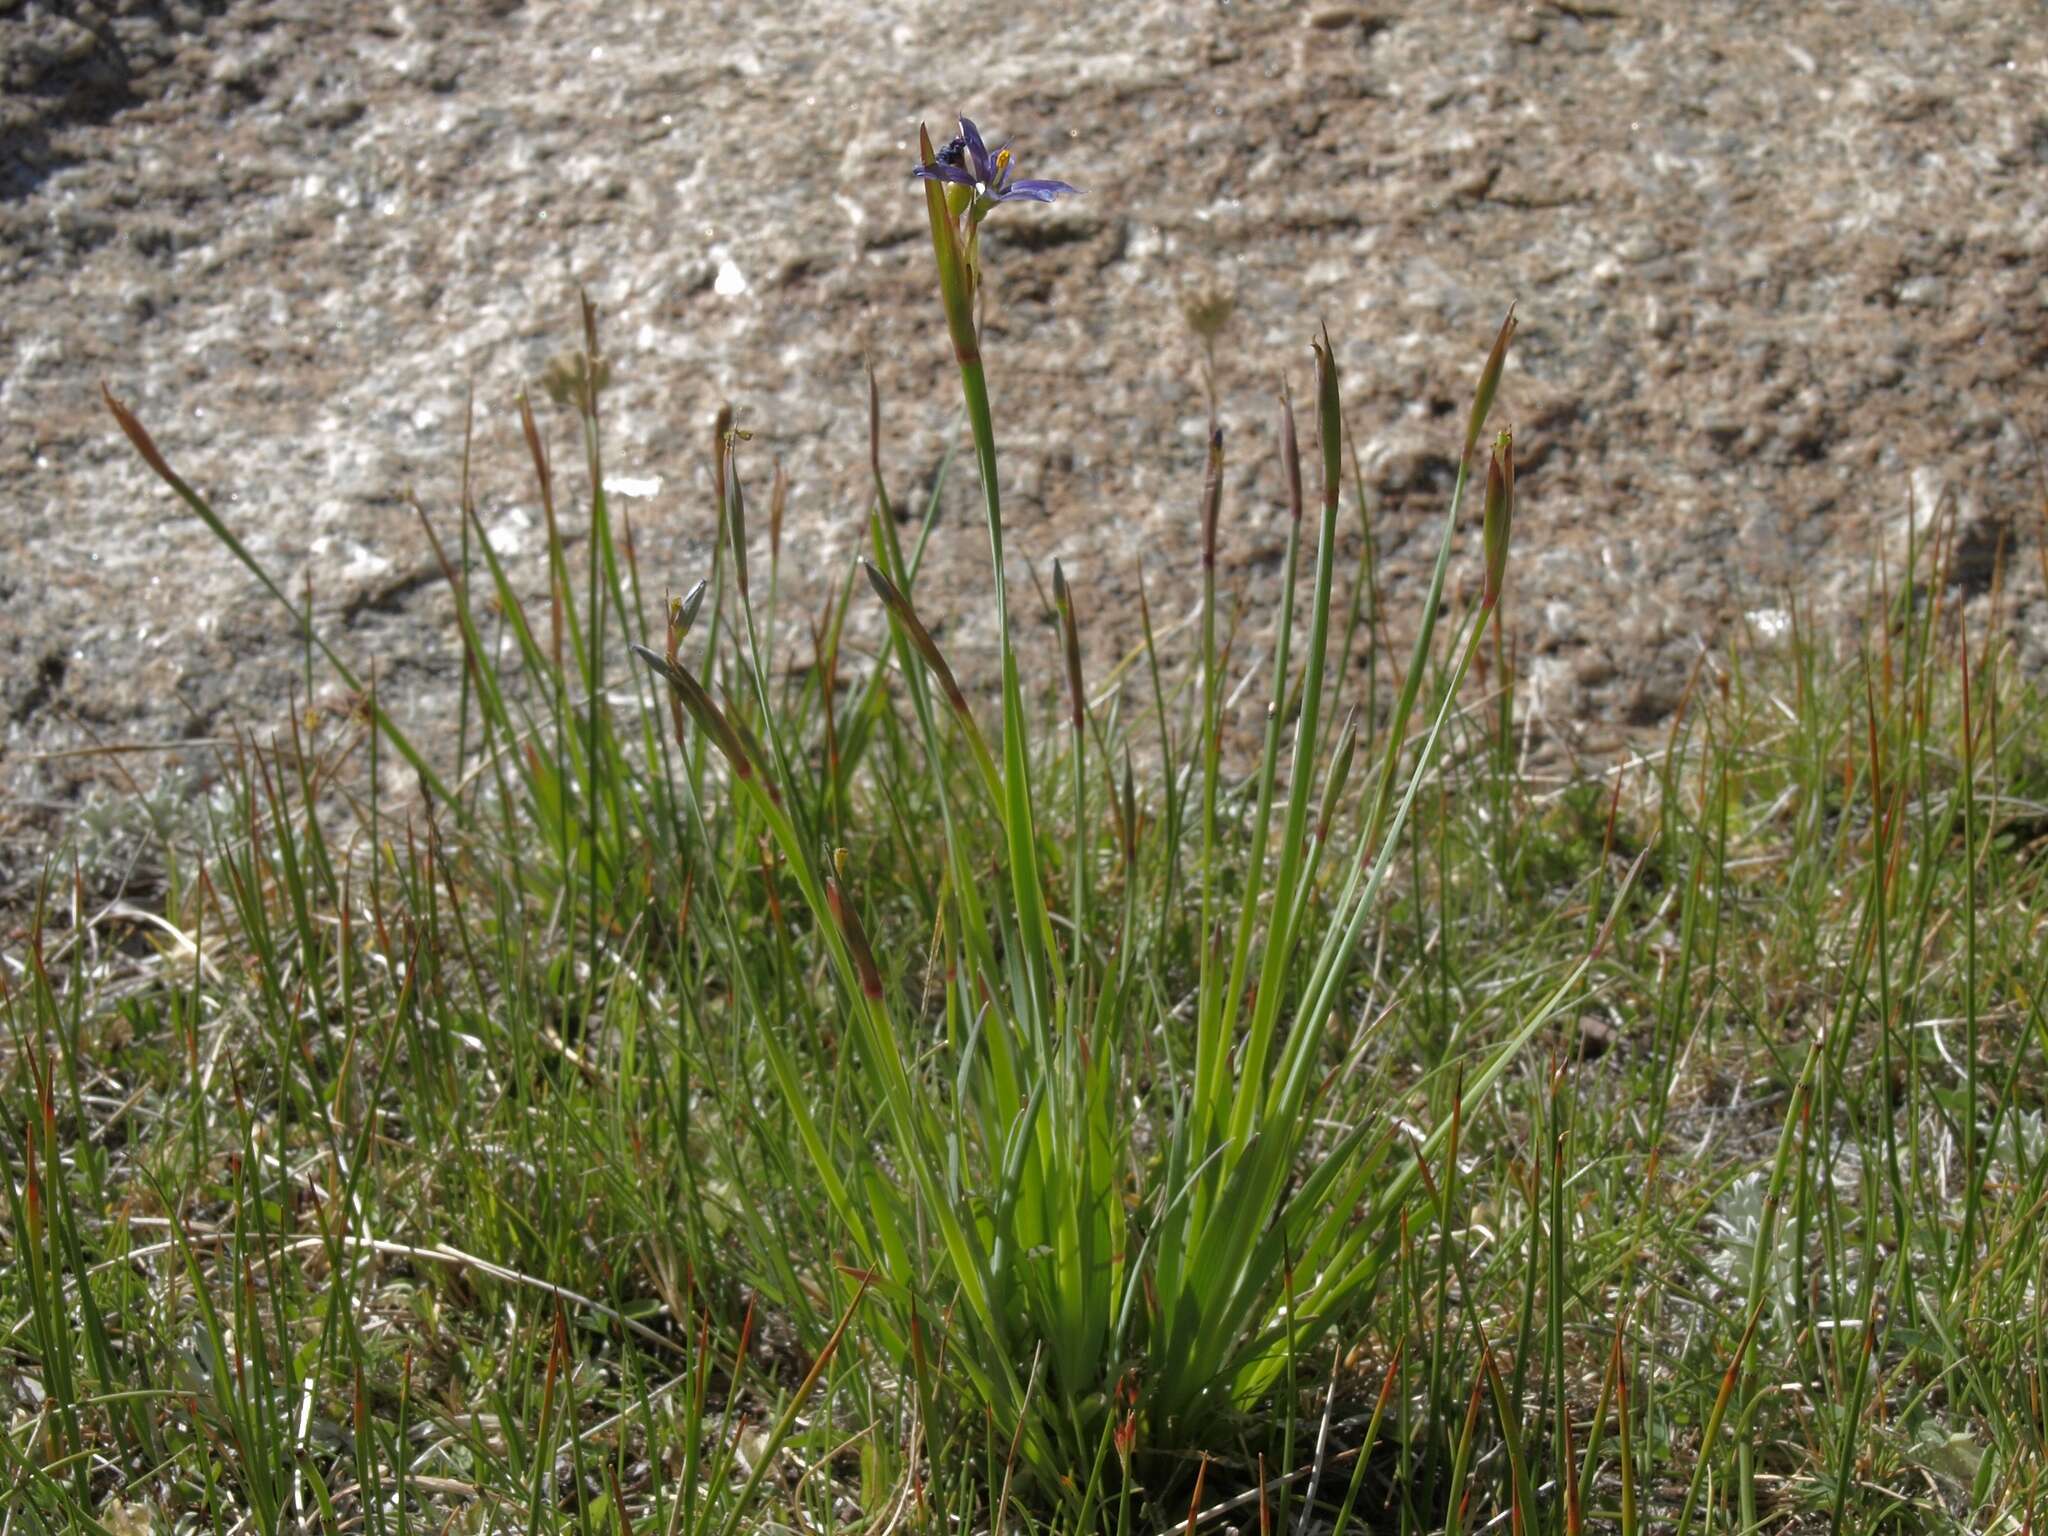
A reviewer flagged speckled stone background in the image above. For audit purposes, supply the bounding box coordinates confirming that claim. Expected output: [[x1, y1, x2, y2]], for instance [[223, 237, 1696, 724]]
[[4, 0, 2045, 894]]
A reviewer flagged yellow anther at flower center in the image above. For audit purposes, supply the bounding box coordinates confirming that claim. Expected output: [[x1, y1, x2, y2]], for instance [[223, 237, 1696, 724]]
[[994, 148, 1011, 180]]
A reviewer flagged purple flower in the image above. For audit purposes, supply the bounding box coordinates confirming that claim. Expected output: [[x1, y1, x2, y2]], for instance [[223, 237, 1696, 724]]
[[913, 116, 1080, 206]]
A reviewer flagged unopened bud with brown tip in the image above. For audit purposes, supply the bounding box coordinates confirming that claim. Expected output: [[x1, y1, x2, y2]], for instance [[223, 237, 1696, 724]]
[[1312, 327, 1342, 518], [725, 444, 750, 601], [863, 560, 971, 718], [711, 404, 733, 508], [102, 385, 191, 499], [1464, 305, 1518, 464], [630, 642, 756, 783], [1279, 385, 1303, 525], [826, 876, 886, 1002], [1053, 558, 1084, 731], [1482, 429, 1514, 611]]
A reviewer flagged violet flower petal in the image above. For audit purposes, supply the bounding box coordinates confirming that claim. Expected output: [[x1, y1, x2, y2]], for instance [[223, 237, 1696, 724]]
[[996, 179, 1082, 202], [957, 117, 993, 182]]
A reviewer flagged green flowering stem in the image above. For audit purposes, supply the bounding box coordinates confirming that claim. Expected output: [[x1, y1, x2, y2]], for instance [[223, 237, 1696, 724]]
[[917, 122, 1066, 1019]]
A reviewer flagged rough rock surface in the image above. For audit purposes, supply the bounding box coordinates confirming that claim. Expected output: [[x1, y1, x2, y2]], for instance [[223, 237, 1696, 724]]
[[4, 0, 2045, 892]]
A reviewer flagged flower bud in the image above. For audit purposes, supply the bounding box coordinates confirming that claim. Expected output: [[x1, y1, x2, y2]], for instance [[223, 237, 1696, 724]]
[[630, 642, 756, 783], [1464, 305, 1517, 464], [724, 439, 750, 602], [711, 404, 733, 509], [101, 385, 185, 494], [863, 560, 971, 718], [1482, 429, 1514, 610], [1313, 328, 1342, 520], [1053, 558, 1084, 731], [826, 876, 886, 1002], [1279, 386, 1303, 525]]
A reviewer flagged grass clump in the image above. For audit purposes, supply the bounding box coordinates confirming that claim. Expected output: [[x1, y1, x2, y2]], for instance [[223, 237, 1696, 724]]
[[5, 115, 2047, 1536]]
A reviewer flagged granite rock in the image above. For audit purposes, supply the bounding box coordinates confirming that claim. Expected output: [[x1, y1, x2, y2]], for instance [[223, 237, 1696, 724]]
[[3, 0, 2044, 879]]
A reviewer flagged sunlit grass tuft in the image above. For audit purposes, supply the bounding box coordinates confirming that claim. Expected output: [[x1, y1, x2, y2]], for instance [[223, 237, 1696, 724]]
[[9, 217, 2045, 1534]]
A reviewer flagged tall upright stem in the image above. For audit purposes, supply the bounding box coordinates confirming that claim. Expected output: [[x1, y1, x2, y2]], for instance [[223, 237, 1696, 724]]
[[954, 341, 1067, 1015]]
